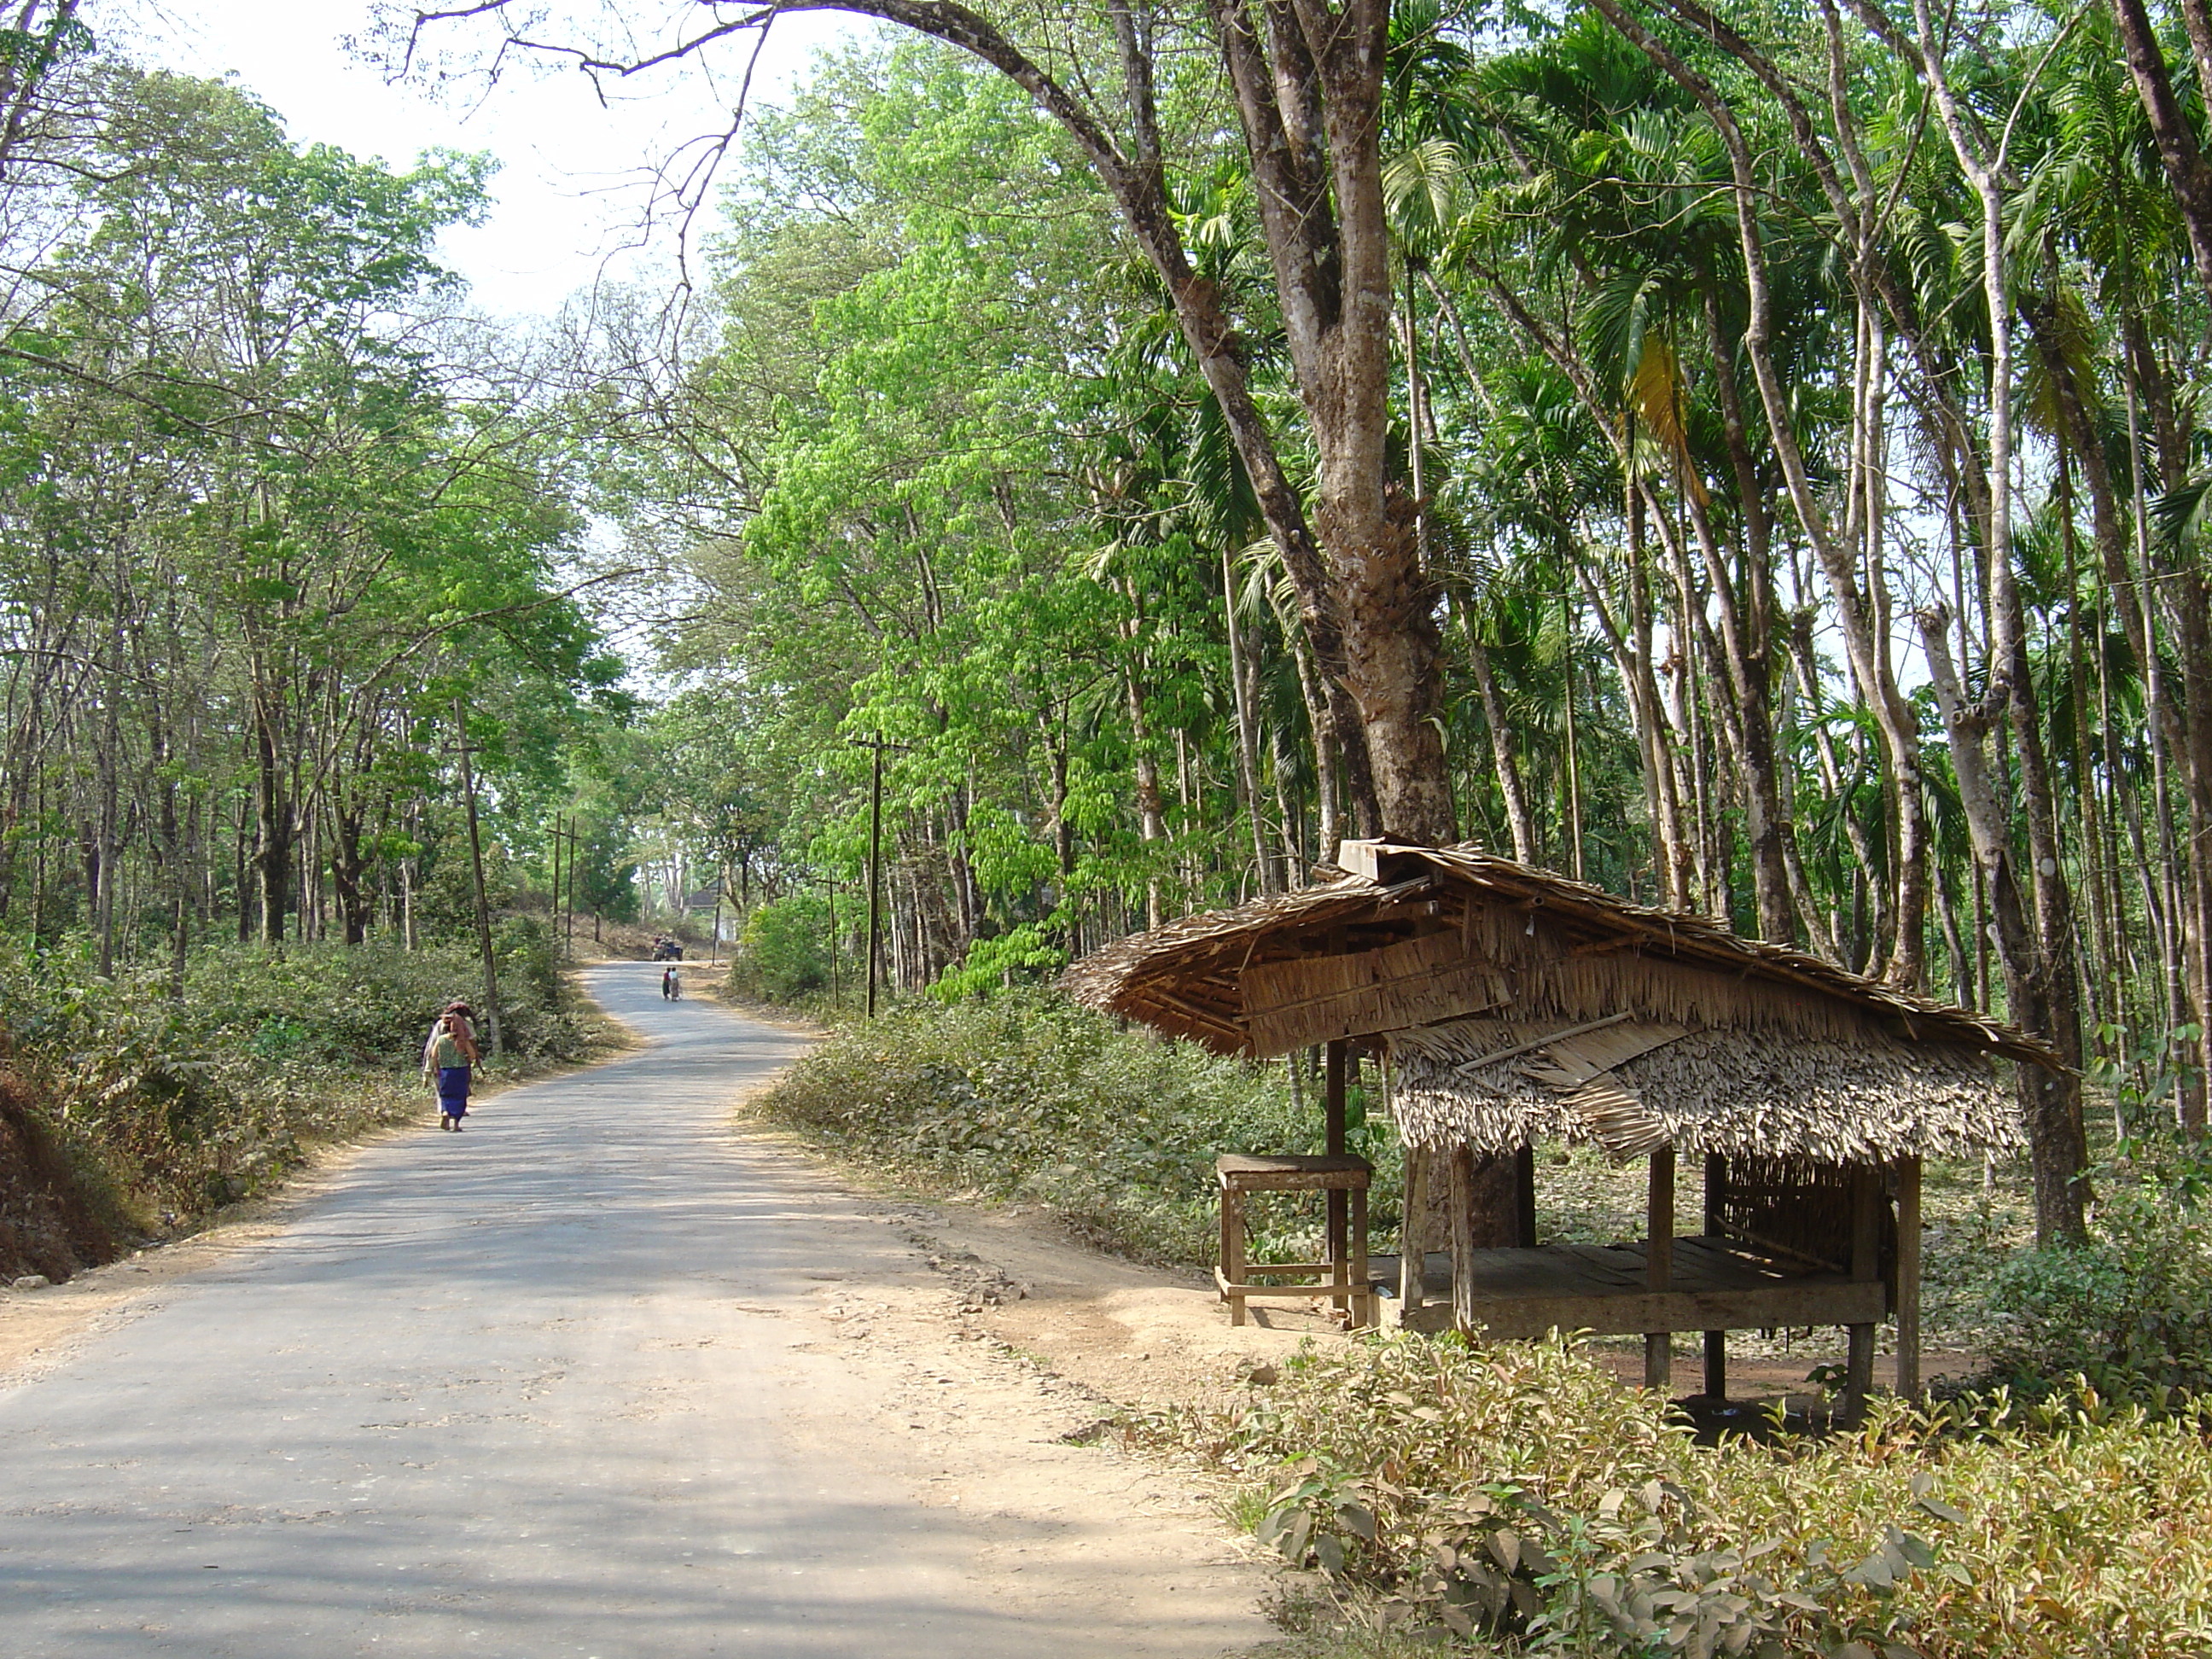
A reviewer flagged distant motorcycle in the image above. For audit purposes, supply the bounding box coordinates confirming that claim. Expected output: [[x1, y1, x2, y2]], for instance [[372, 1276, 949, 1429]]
[[650, 939, 684, 961]]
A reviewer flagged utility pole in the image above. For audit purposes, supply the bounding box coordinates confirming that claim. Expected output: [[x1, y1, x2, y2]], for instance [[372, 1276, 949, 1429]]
[[826, 870, 839, 1008], [549, 815, 563, 957], [847, 735, 910, 1017], [867, 740, 884, 1016], [453, 701, 503, 1057], [563, 816, 579, 957]]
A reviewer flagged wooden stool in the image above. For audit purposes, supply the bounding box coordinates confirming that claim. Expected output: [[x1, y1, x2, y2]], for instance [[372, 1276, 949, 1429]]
[[1215, 1153, 1374, 1329]]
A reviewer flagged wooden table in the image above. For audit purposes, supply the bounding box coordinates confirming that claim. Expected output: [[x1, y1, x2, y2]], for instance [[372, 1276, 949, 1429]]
[[1214, 1152, 1374, 1329]]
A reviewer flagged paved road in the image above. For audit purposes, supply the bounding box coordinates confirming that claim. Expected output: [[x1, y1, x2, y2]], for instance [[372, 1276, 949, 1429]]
[[0, 964, 1257, 1656]]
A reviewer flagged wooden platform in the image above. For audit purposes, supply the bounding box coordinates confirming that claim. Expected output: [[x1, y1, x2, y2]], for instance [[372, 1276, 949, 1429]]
[[1390, 1237, 1886, 1341]]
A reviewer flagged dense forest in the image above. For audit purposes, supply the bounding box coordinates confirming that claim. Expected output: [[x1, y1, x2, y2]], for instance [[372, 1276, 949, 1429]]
[[514, 0, 2212, 1249], [14, 0, 2212, 1249]]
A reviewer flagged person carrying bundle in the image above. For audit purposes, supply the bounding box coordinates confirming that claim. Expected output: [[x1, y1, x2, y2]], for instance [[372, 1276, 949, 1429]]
[[422, 999, 482, 1131]]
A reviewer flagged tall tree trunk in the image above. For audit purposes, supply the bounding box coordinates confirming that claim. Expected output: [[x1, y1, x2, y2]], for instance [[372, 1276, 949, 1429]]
[[1922, 613, 2089, 1240], [1224, 544, 1279, 894], [253, 690, 290, 947], [1463, 614, 1534, 864]]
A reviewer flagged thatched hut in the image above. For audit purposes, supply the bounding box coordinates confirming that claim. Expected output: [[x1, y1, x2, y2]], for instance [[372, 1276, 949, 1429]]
[[1063, 839, 2056, 1413]]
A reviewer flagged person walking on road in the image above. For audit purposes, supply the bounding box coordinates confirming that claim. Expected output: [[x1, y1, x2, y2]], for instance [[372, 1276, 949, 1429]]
[[423, 999, 482, 1131], [661, 965, 681, 1001]]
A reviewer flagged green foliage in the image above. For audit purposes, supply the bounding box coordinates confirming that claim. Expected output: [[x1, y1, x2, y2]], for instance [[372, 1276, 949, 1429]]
[[928, 924, 1068, 1001], [754, 992, 1329, 1265], [1135, 1333, 2212, 1657], [726, 894, 834, 1003], [0, 929, 593, 1225], [1983, 1136, 2212, 1400]]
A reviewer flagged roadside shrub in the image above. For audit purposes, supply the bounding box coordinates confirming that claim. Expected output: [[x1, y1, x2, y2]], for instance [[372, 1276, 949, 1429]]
[[174, 929, 589, 1067], [754, 991, 1375, 1265], [726, 894, 832, 1003], [0, 927, 599, 1248], [1132, 1332, 2212, 1657], [1982, 1136, 2212, 1400]]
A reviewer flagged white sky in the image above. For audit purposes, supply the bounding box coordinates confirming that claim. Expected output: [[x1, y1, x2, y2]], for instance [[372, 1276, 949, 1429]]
[[116, 0, 864, 318]]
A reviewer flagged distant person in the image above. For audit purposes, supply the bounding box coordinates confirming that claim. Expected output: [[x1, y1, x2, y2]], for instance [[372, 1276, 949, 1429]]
[[661, 965, 681, 1001], [422, 999, 481, 1132]]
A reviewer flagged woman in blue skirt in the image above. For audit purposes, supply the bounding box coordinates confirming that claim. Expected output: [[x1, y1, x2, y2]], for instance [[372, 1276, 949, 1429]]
[[422, 1000, 482, 1131]]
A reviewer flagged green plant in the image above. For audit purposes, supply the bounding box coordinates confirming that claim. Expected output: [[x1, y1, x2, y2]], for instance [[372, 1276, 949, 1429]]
[[751, 991, 1369, 1265], [1983, 1134, 2212, 1400], [929, 924, 1068, 1002], [1127, 1332, 2212, 1657], [0, 928, 601, 1243], [725, 894, 833, 1004]]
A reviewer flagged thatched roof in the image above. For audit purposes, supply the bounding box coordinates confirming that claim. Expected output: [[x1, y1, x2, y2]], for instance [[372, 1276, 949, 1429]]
[[1061, 840, 2048, 1161], [1385, 1015, 2019, 1161]]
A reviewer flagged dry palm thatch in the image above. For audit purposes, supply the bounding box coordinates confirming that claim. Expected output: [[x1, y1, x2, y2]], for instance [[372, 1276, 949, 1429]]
[[1386, 1015, 2017, 1161], [1062, 841, 2045, 1161]]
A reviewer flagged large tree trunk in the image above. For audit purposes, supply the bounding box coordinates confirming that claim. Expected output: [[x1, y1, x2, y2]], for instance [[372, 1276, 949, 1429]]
[[1205, 0, 1447, 841]]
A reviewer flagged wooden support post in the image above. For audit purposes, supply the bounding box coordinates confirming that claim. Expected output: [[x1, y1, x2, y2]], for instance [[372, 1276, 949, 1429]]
[[1351, 1183, 1371, 1329], [1397, 1138, 1428, 1318], [1324, 1041, 1348, 1322], [1449, 1144, 1477, 1335], [1324, 1041, 1348, 1155], [1703, 1151, 1726, 1400], [1220, 1178, 1247, 1327], [1844, 1162, 1881, 1423], [1515, 1144, 1537, 1247], [1895, 1155, 1922, 1400], [1644, 1147, 1675, 1391]]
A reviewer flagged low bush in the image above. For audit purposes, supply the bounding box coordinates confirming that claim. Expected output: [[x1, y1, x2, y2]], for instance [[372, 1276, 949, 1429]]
[[752, 992, 1400, 1265], [0, 926, 600, 1241], [1982, 1135, 2212, 1400], [725, 894, 834, 1004], [1130, 1332, 2212, 1658], [173, 926, 589, 1068]]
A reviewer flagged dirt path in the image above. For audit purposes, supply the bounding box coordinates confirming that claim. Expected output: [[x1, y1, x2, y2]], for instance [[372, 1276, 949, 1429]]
[[0, 965, 1278, 1658]]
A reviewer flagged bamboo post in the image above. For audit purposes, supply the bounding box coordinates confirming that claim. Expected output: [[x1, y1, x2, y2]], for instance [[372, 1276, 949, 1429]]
[[1351, 1181, 1371, 1329], [1397, 1140, 1426, 1318], [1515, 1144, 1537, 1247], [1449, 1144, 1476, 1334], [1220, 1174, 1247, 1327], [1644, 1147, 1675, 1390], [1895, 1155, 1922, 1399], [1703, 1151, 1726, 1400], [1325, 1041, 1348, 1319], [1845, 1162, 1882, 1423]]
